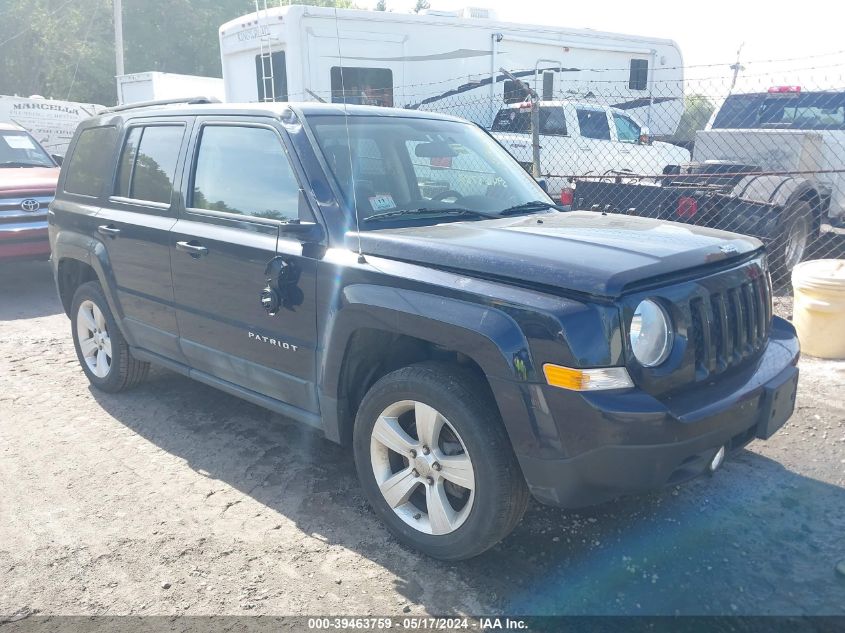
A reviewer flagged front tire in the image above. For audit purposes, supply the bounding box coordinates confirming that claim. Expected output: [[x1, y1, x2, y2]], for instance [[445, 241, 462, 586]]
[[70, 281, 149, 392], [353, 362, 528, 560]]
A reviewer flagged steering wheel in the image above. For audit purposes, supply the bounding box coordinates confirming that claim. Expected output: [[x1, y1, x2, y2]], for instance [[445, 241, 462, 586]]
[[430, 189, 465, 203]]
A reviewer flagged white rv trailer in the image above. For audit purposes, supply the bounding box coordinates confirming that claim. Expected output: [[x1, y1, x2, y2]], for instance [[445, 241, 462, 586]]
[[219, 5, 685, 137]]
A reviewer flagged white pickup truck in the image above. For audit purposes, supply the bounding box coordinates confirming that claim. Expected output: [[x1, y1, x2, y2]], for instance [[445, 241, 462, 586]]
[[697, 87, 845, 225], [490, 100, 691, 200]]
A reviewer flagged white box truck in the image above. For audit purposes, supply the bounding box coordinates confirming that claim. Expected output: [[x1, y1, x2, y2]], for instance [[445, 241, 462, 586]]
[[116, 72, 225, 106]]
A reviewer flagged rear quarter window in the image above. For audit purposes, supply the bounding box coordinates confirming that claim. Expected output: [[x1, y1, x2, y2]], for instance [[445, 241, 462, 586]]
[[63, 126, 118, 197]]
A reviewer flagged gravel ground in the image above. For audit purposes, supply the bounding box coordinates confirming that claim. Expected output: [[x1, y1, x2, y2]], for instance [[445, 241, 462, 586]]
[[1, 260, 844, 617]]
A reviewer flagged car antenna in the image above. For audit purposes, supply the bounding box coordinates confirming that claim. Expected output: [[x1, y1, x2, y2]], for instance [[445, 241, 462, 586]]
[[333, 7, 366, 264]]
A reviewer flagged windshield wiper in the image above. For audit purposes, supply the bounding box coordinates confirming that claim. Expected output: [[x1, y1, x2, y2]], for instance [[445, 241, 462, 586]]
[[497, 200, 564, 216], [363, 207, 498, 223], [0, 161, 46, 168]]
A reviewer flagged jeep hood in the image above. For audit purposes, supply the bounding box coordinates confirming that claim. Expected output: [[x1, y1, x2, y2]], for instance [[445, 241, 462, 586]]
[[357, 211, 761, 297]]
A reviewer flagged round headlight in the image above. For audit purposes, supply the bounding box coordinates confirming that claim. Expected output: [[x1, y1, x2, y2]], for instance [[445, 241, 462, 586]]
[[629, 299, 673, 367]]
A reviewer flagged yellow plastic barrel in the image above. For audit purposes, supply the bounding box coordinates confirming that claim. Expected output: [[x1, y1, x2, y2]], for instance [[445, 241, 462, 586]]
[[791, 259, 845, 359]]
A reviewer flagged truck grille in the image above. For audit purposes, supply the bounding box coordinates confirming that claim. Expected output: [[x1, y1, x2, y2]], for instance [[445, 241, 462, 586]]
[[688, 272, 772, 379]]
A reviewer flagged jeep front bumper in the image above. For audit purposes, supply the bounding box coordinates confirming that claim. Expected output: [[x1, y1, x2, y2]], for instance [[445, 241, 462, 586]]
[[500, 316, 800, 508]]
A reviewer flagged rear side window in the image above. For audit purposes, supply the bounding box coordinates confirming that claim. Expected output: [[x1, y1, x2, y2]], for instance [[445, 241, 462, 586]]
[[115, 125, 184, 204], [712, 92, 845, 130], [190, 125, 301, 221], [577, 109, 611, 140], [63, 126, 118, 197], [491, 108, 567, 136]]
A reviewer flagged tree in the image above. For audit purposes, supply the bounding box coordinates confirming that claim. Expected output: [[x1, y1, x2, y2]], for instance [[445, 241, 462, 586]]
[[672, 94, 716, 147], [413, 0, 430, 13], [375, 0, 387, 10], [0, 0, 357, 106]]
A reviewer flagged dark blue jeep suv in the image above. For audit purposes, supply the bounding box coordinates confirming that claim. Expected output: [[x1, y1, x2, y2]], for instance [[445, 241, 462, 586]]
[[49, 102, 799, 559]]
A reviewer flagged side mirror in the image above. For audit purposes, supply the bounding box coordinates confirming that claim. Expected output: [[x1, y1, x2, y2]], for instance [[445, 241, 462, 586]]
[[639, 128, 652, 145], [51, 154, 63, 166], [536, 178, 549, 193], [279, 220, 322, 238]]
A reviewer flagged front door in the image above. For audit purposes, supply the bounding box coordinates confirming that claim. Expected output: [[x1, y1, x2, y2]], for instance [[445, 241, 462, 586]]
[[170, 118, 320, 415]]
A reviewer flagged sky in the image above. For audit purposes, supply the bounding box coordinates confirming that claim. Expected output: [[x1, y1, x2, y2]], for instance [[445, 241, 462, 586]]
[[359, 0, 845, 90]]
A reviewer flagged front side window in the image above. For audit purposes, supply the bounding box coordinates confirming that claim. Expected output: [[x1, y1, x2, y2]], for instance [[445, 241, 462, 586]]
[[114, 125, 183, 204], [613, 113, 641, 143], [63, 126, 118, 197], [0, 130, 54, 168], [331, 67, 393, 107], [577, 109, 611, 140], [308, 115, 549, 228], [191, 125, 300, 221]]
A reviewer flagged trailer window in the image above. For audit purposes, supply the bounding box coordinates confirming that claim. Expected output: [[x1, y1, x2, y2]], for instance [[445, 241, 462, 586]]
[[542, 72, 554, 101], [503, 80, 528, 104], [255, 51, 288, 101], [629, 59, 649, 91], [330, 67, 393, 107]]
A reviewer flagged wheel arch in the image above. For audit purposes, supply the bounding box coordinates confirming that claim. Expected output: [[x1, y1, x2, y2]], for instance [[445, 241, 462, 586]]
[[52, 231, 127, 335], [319, 285, 536, 446]]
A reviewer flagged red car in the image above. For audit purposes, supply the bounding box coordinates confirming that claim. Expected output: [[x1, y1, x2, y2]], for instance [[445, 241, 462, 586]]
[[0, 123, 60, 261]]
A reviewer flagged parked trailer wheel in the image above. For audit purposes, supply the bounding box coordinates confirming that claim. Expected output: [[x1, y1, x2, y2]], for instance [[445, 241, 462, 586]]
[[771, 201, 814, 280]]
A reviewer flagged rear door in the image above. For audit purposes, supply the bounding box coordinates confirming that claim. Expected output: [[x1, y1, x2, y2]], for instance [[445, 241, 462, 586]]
[[96, 117, 191, 361], [170, 117, 320, 415]]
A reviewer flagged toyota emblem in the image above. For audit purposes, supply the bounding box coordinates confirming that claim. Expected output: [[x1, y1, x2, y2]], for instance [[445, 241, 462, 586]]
[[20, 198, 40, 212]]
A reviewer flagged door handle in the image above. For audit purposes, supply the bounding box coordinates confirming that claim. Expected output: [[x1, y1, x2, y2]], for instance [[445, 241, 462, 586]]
[[578, 146, 591, 151], [97, 224, 121, 238], [175, 240, 209, 257]]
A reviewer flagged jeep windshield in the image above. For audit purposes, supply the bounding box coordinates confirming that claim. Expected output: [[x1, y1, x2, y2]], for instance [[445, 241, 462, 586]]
[[307, 114, 551, 228], [0, 130, 55, 168], [712, 91, 845, 130]]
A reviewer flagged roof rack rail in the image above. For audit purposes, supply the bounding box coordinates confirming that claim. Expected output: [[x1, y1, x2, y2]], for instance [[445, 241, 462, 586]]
[[105, 96, 221, 113]]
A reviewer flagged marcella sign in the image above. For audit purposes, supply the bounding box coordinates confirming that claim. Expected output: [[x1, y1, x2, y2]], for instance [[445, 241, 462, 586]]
[[0, 95, 104, 156]]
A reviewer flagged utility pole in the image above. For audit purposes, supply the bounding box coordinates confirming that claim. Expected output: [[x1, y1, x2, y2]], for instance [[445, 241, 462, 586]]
[[729, 42, 745, 94], [500, 67, 541, 180], [114, 0, 125, 78]]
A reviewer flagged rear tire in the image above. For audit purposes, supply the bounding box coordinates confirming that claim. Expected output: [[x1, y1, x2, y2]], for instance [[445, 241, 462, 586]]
[[771, 200, 813, 280], [353, 362, 529, 560], [70, 281, 149, 392]]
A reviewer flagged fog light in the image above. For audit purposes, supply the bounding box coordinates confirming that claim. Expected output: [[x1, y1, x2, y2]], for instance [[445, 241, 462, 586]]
[[709, 446, 726, 473]]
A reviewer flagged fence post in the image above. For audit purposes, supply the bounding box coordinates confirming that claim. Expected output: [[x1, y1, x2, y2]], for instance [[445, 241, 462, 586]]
[[500, 67, 541, 180]]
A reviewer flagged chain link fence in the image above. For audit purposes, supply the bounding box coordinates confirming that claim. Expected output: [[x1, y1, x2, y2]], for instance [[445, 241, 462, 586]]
[[402, 73, 845, 283]]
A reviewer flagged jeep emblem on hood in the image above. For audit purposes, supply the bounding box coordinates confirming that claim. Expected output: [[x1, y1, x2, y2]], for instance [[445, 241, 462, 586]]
[[20, 198, 40, 212]]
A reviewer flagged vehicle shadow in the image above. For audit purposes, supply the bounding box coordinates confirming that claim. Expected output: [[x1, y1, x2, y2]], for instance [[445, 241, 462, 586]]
[[89, 368, 845, 616], [0, 260, 62, 321]]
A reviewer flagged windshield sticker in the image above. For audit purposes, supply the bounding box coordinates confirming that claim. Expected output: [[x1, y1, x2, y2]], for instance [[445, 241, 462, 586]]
[[4, 135, 36, 150], [369, 194, 396, 211]]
